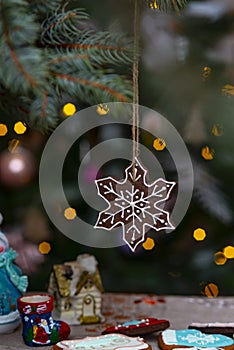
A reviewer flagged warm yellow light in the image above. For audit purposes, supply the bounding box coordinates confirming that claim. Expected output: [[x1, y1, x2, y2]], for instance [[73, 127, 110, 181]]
[[202, 66, 211, 79], [63, 103, 77, 116], [64, 207, 77, 220], [204, 283, 219, 298], [212, 124, 224, 137], [222, 84, 234, 96], [38, 242, 51, 255], [153, 138, 166, 151], [193, 228, 206, 241], [214, 251, 227, 265], [0, 124, 8, 136], [14, 121, 27, 134], [143, 238, 155, 250], [201, 146, 214, 160], [96, 104, 110, 115], [149, 0, 158, 9], [223, 245, 234, 259]]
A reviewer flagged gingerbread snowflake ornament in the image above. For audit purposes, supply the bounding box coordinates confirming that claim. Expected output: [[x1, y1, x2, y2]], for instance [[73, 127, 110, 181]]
[[95, 158, 176, 252]]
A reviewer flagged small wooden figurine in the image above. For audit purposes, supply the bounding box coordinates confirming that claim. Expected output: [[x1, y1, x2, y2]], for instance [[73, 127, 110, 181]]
[[48, 253, 104, 325], [0, 214, 28, 333]]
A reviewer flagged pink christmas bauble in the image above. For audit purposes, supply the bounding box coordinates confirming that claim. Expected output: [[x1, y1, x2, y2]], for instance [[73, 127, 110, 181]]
[[0, 147, 37, 188]]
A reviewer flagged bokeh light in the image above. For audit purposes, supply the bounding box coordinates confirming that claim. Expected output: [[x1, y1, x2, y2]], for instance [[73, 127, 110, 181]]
[[149, 0, 158, 9], [153, 138, 166, 151], [214, 251, 227, 265], [63, 103, 77, 116], [96, 104, 110, 115], [193, 228, 206, 241], [223, 245, 234, 259], [212, 124, 224, 137], [38, 241, 51, 255], [142, 238, 155, 250], [204, 283, 219, 298], [14, 121, 27, 134], [0, 124, 8, 136], [201, 146, 214, 160], [202, 66, 211, 80], [64, 207, 77, 220], [222, 84, 234, 96]]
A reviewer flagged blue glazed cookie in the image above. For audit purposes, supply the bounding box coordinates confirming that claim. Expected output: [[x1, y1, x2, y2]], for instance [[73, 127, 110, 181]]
[[158, 329, 234, 350]]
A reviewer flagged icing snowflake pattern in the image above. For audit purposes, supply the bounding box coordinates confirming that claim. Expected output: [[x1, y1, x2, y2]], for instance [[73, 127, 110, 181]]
[[95, 157, 176, 251], [174, 330, 233, 348], [181, 334, 218, 346]]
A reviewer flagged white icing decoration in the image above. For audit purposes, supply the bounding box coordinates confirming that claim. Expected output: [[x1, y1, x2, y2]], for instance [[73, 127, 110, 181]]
[[190, 323, 234, 328], [56, 334, 148, 350], [174, 348, 223, 350], [162, 330, 233, 347]]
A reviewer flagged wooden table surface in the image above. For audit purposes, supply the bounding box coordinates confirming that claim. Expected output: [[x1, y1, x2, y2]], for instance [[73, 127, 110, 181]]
[[1, 293, 234, 349]]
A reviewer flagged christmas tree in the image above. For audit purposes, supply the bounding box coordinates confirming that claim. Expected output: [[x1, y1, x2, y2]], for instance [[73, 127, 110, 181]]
[[1, 0, 234, 296]]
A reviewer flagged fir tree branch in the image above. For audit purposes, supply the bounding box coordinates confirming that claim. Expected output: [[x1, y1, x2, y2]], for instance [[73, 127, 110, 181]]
[[53, 71, 132, 104], [28, 92, 60, 131], [27, 0, 66, 17], [41, 7, 90, 45], [0, 0, 47, 94]]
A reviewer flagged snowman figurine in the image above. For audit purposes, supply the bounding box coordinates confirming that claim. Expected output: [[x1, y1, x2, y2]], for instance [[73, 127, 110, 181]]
[[0, 214, 28, 333]]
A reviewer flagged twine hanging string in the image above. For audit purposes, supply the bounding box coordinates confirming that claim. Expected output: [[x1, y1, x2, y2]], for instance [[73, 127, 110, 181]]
[[132, 0, 140, 179]]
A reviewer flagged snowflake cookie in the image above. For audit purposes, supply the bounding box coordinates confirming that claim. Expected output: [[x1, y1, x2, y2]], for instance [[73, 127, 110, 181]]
[[95, 157, 176, 251]]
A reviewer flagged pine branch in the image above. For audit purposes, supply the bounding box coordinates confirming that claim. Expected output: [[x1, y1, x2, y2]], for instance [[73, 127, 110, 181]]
[[0, 0, 47, 94], [27, 91, 60, 131], [53, 71, 132, 104], [41, 7, 90, 45], [0, 2, 133, 131], [27, 0, 66, 18]]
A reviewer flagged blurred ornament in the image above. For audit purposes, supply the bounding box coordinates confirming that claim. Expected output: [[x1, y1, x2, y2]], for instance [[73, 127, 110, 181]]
[[84, 164, 99, 184], [23, 207, 52, 243], [0, 147, 36, 188], [184, 104, 208, 146], [7, 231, 45, 275]]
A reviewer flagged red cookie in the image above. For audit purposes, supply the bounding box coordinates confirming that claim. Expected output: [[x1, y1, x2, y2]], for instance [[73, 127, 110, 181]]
[[102, 317, 170, 336], [53, 333, 152, 350]]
